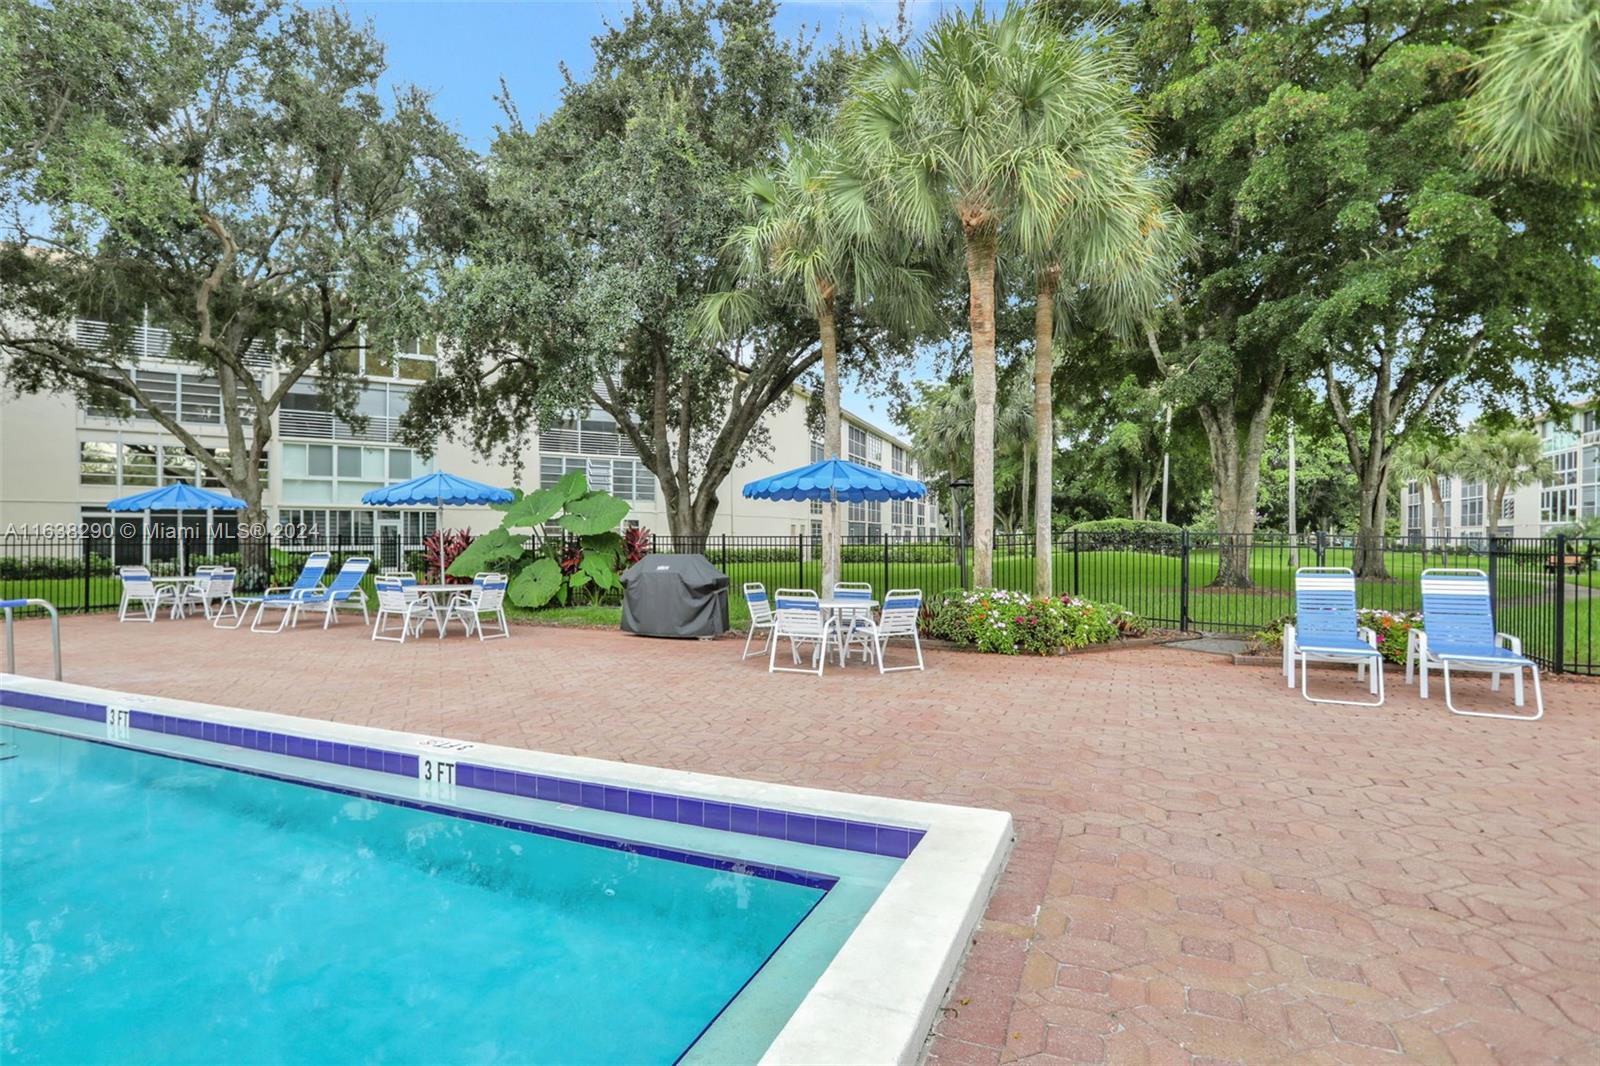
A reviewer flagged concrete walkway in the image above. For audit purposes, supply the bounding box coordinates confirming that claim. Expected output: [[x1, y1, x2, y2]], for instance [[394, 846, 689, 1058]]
[[6, 615, 1598, 1065]]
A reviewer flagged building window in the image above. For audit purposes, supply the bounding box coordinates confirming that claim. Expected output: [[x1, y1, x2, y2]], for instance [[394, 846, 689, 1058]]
[[539, 454, 654, 503], [79, 441, 118, 484], [846, 425, 882, 468], [1543, 450, 1579, 523], [84, 368, 243, 426], [848, 499, 882, 539], [1460, 481, 1484, 528], [282, 442, 417, 505]]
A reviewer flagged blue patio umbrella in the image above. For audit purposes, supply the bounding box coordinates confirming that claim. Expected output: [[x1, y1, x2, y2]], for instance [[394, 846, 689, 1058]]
[[107, 483, 246, 573], [742, 458, 927, 503], [361, 472, 514, 555]]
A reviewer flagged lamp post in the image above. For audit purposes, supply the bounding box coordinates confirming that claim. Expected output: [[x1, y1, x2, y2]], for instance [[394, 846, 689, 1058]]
[[950, 477, 974, 590]]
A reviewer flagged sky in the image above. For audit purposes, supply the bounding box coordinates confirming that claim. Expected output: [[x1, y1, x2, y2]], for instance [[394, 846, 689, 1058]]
[[341, 0, 962, 432]]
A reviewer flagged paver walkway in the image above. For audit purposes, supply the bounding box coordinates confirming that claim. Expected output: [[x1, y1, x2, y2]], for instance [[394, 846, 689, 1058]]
[[7, 615, 1599, 1064]]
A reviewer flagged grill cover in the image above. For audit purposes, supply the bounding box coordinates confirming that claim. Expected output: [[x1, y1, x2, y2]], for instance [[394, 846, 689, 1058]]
[[619, 554, 730, 638]]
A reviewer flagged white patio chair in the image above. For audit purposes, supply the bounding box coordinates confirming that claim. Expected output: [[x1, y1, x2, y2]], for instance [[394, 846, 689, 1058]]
[[868, 588, 925, 674], [233, 551, 332, 633], [175, 565, 220, 619], [741, 582, 775, 660], [441, 573, 509, 640], [372, 575, 435, 643], [769, 588, 836, 676], [202, 568, 245, 628], [117, 566, 175, 622], [831, 581, 876, 664], [1408, 568, 1543, 720]]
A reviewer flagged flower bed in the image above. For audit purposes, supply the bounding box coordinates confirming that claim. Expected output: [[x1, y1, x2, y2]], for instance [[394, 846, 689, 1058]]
[[924, 588, 1148, 656], [1252, 609, 1420, 665]]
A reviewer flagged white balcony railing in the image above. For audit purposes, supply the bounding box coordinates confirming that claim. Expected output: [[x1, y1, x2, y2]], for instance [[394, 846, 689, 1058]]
[[278, 408, 403, 444], [74, 317, 274, 367]]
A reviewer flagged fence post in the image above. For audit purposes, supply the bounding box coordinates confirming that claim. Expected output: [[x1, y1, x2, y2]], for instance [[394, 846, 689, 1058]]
[[1487, 535, 1500, 619], [1072, 530, 1080, 597], [1315, 528, 1326, 567], [82, 534, 92, 612], [882, 532, 890, 596], [721, 533, 728, 574], [1179, 529, 1191, 632], [1553, 533, 1566, 674], [797, 534, 805, 589]]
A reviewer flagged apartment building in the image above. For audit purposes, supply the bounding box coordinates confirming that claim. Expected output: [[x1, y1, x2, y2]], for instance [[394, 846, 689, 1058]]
[[0, 318, 939, 559], [1402, 403, 1598, 542]]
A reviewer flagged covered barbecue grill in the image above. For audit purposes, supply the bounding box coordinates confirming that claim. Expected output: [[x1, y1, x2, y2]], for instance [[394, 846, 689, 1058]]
[[619, 554, 730, 638]]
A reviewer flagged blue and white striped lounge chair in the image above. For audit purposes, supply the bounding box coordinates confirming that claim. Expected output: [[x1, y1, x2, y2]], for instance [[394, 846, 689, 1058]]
[[293, 557, 373, 630], [117, 566, 176, 622], [769, 589, 836, 676], [231, 551, 331, 633], [741, 583, 775, 661], [1282, 567, 1384, 706], [1410, 568, 1543, 720]]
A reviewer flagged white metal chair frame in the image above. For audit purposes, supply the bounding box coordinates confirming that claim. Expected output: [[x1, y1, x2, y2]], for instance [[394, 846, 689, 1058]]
[[1282, 567, 1384, 707], [831, 582, 877, 665], [742, 583, 775, 661], [201, 568, 244, 628], [868, 588, 925, 674], [443, 574, 510, 641], [117, 566, 176, 623], [372, 575, 436, 643], [1408, 568, 1543, 721], [175, 566, 222, 620], [769, 589, 836, 676], [294, 558, 374, 630]]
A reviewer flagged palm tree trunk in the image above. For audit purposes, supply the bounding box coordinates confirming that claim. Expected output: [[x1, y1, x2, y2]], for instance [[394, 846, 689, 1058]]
[[1032, 266, 1059, 597], [819, 294, 842, 594], [965, 226, 998, 587]]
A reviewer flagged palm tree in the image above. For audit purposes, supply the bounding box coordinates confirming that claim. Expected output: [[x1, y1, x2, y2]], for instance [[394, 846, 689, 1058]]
[[1453, 426, 1552, 537], [700, 131, 924, 592], [1395, 437, 1458, 558], [1463, 0, 1600, 179], [844, 3, 1142, 587]]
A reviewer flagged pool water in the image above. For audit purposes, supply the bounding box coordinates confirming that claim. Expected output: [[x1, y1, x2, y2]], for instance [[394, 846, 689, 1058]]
[[0, 726, 828, 1065]]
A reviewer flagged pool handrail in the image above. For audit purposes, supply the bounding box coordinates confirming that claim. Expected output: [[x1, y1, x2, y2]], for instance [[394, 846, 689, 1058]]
[[1, 597, 62, 681]]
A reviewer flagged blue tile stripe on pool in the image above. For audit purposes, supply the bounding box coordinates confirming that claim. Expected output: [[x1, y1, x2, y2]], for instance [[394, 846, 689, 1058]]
[[0, 688, 926, 859], [2, 719, 837, 893]]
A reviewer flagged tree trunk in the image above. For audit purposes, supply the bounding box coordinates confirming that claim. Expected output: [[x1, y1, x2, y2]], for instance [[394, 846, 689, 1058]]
[[1352, 458, 1392, 579], [1429, 478, 1447, 561], [1032, 268, 1057, 597], [965, 226, 998, 587], [819, 295, 842, 594], [1200, 402, 1276, 588]]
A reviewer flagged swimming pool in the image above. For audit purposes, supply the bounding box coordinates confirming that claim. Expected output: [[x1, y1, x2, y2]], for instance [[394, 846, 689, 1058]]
[[0, 678, 1011, 1064]]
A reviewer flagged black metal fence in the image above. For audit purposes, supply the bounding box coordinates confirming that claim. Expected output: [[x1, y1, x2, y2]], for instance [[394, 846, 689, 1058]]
[[2, 529, 1595, 675]]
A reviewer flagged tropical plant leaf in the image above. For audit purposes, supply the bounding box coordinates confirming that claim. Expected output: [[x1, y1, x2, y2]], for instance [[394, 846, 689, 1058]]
[[569, 568, 592, 590], [578, 550, 619, 591], [579, 531, 624, 567], [502, 485, 571, 530], [557, 491, 631, 535], [507, 556, 563, 608], [446, 527, 522, 576], [554, 469, 589, 503]]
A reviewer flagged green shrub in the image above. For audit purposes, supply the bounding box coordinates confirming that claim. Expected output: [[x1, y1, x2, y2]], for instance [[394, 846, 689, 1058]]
[[0, 553, 117, 579], [925, 588, 1148, 656], [1064, 518, 1182, 555]]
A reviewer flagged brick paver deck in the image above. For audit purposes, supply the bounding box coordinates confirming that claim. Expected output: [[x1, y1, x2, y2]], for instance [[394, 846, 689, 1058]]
[[7, 615, 1598, 1064]]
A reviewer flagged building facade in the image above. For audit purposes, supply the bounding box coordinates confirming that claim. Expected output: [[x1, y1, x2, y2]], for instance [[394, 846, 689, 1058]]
[[0, 319, 941, 560], [1402, 404, 1598, 543]]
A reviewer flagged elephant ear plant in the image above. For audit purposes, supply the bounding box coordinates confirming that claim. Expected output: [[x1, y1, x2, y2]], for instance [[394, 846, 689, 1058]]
[[445, 471, 632, 608]]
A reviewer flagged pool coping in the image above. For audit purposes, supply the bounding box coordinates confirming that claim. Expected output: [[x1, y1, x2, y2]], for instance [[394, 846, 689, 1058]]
[[0, 673, 1014, 1066]]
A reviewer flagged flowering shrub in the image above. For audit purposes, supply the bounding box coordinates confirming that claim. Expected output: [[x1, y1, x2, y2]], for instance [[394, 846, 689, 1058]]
[[926, 588, 1150, 656], [1254, 609, 1420, 665]]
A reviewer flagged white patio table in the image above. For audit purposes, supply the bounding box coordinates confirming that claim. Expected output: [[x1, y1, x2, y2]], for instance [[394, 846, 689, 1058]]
[[818, 596, 877, 667]]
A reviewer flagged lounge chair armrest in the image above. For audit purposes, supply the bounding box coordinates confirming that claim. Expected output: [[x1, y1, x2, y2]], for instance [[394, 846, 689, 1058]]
[[1357, 626, 1378, 648], [261, 585, 295, 595], [1496, 632, 1522, 655]]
